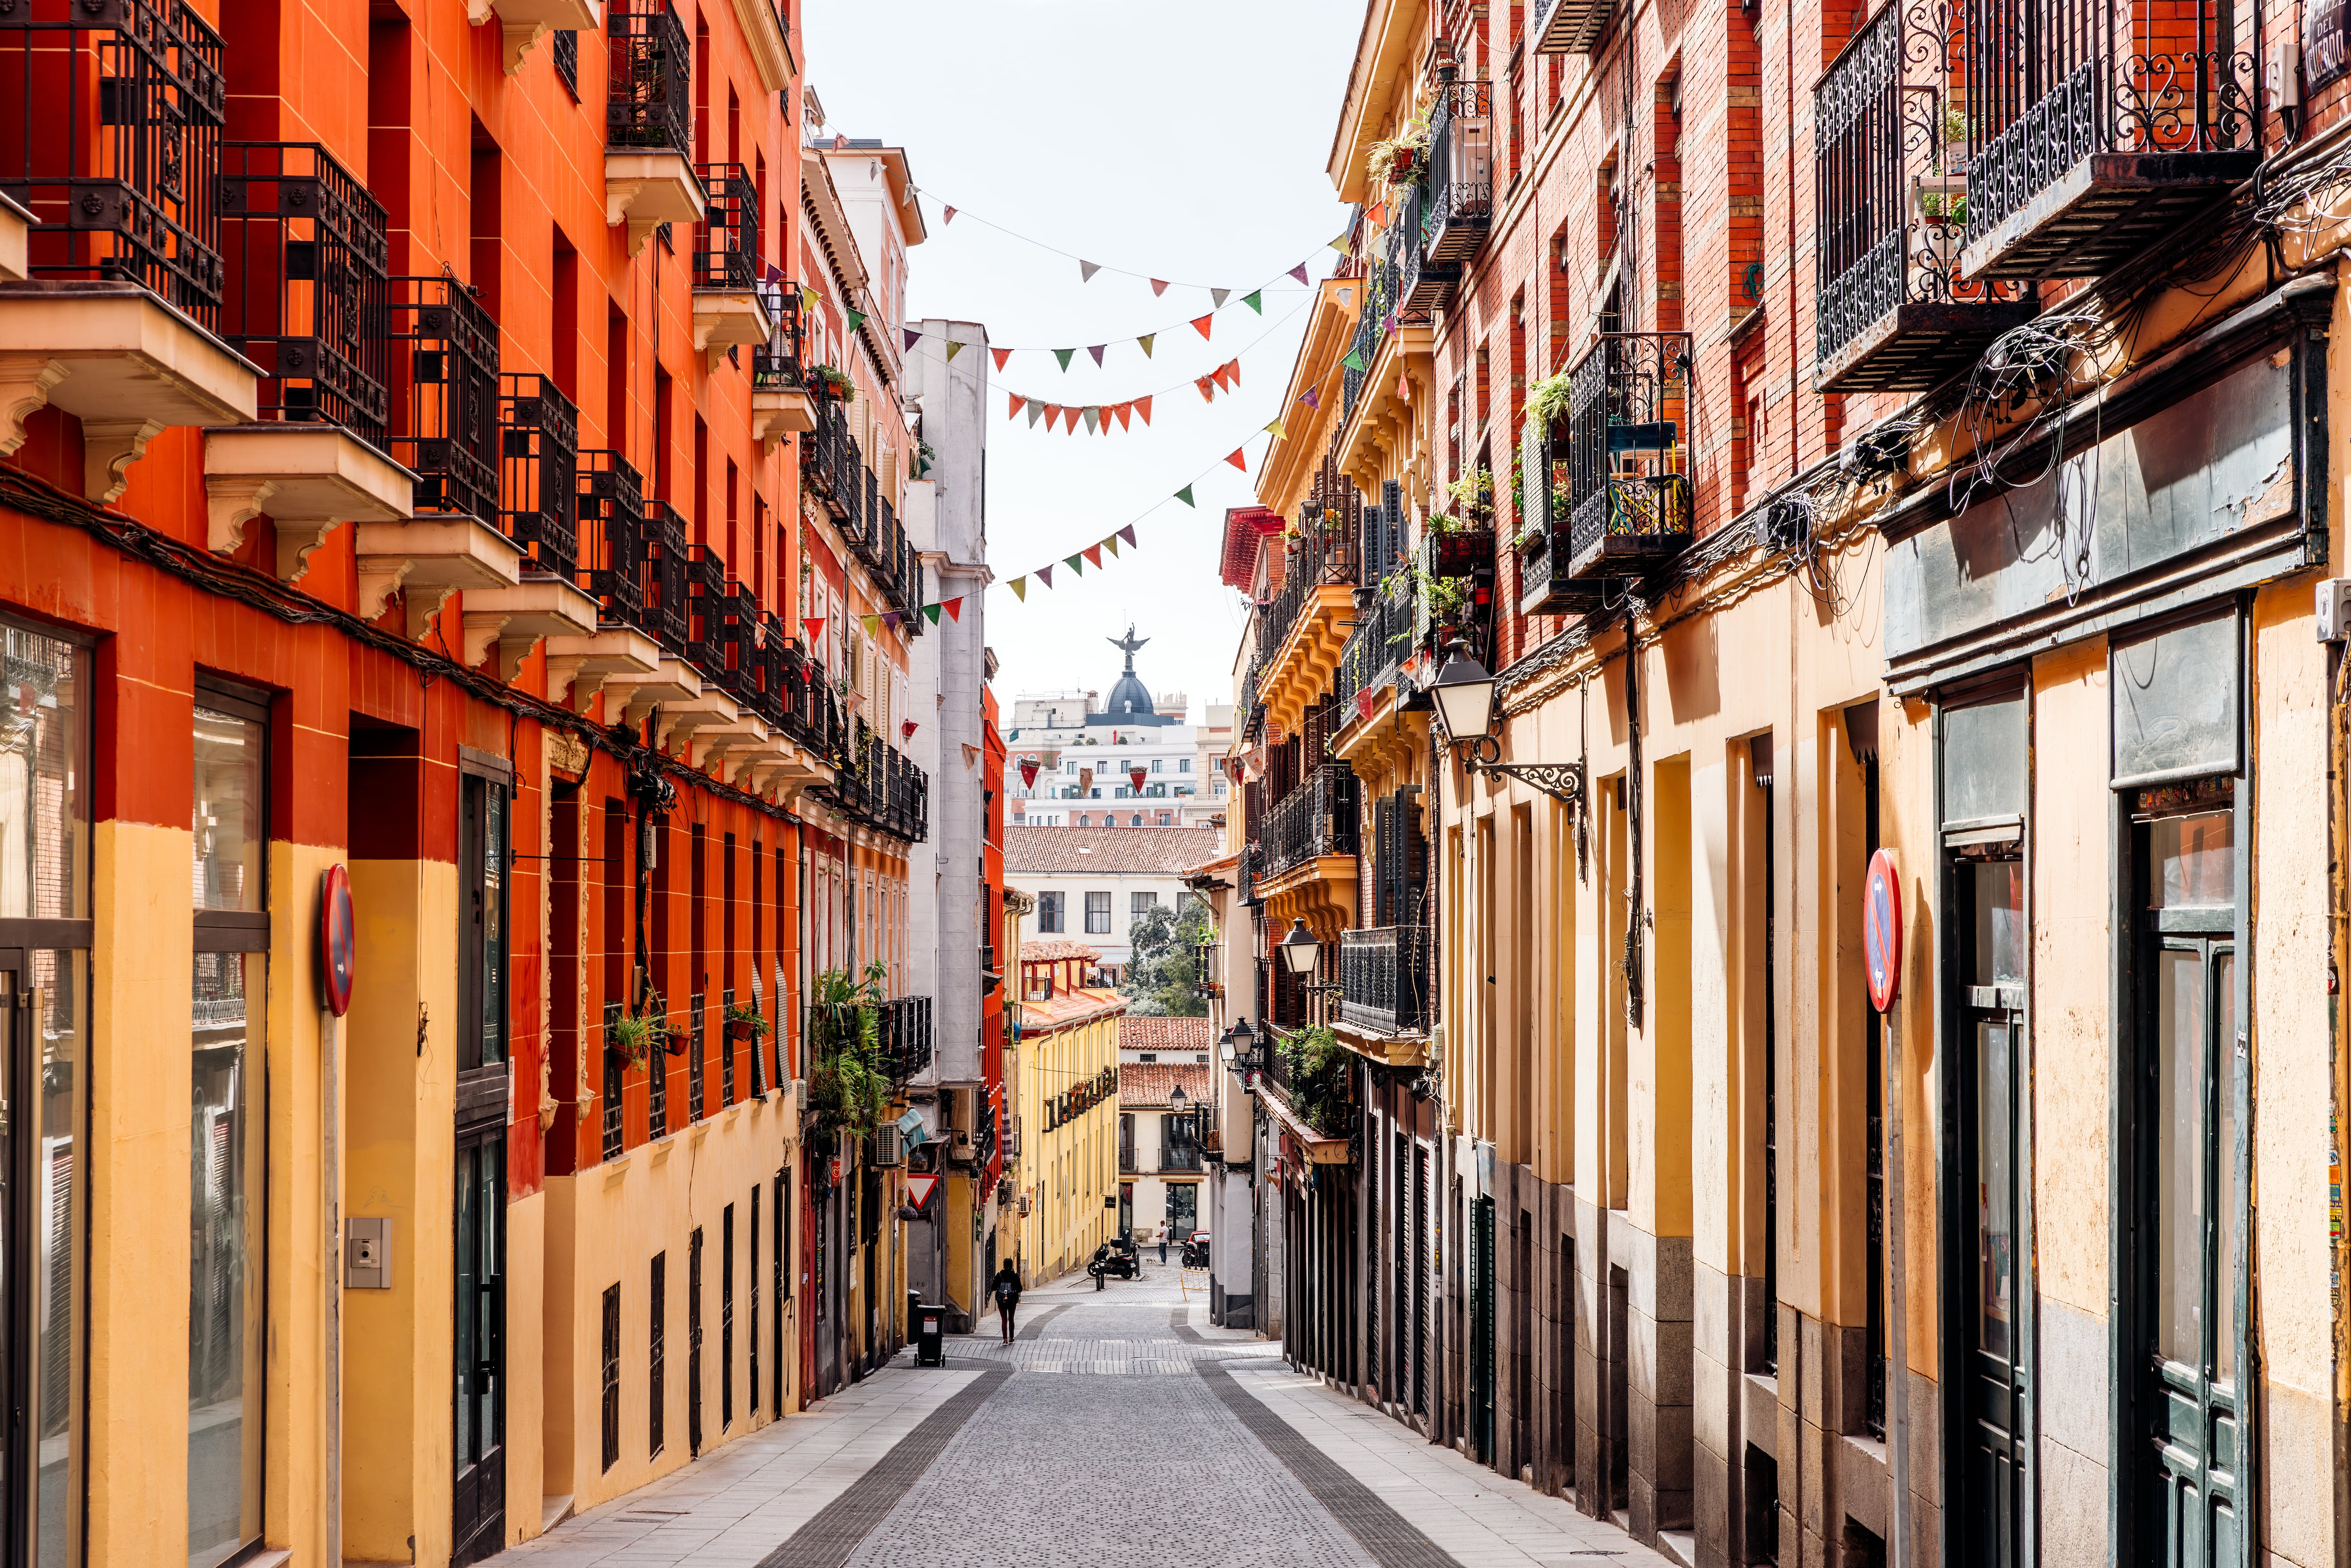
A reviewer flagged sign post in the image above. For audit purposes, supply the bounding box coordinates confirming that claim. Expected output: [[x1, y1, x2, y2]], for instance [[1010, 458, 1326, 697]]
[[1863, 847, 1911, 1568]]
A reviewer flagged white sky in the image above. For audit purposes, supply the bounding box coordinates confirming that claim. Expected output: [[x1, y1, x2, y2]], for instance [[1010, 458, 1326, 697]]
[[804, 0, 1360, 723]]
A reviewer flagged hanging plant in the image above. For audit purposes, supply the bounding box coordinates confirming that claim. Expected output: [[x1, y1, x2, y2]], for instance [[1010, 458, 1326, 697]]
[[1525, 370, 1573, 431], [813, 364, 852, 400], [725, 999, 772, 1041], [805, 960, 891, 1137], [1281, 1024, 1353, 1138], [606, 1012, 660, 1070]]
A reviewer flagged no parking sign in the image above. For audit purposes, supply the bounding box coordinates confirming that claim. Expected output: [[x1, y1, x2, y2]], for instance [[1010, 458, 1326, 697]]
[[1864, 849, 1901, 1013]]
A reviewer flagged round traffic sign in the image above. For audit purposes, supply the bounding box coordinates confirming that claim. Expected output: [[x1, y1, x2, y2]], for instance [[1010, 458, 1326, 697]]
[[321, 863, 356, 1017], [1864, 848, 1901, 1013]]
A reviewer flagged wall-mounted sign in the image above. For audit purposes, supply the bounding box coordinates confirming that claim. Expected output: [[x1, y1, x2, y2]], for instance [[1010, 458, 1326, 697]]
[[2310, 0, 2350, 95], [321, 864, 355, 1016], [1863, 849, 1902, 1013]]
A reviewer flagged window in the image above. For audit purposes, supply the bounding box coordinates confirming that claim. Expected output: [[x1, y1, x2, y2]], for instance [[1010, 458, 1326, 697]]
[[1085, 892, 1112, 934], [600, 1284, 621, 1473], [191, 686, 268, 1568], [1157, 813, 1173, 826], [721, 1203, 735, 1431], [1039, 891, 1065, 932], [458, 757, 511, 1074], [1130, 891, 1158, 921], [1130, 815, 1143, 827], [1180, 758, 1193, 772], [649, 1252, 666, 1456], [1151, 759, 1164, 773]]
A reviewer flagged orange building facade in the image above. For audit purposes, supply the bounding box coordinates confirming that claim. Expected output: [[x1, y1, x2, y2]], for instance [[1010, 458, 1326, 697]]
[[0, 0, 931, 1560]]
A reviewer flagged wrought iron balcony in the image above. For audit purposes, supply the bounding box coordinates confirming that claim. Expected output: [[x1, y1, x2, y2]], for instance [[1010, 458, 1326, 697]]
[[1957, 0, 2256, 278], [1339, 925, 1429, 1036], [753, 281, 804, 388], [1563, 332, 1694, 581], [1261, 762, 1359, 878], [606, 0, 691, 153], [1813, 2, 2037, 392], [0, 0, 226, 323], [1517, 413, 1602, 617], [1159, 1147, 1205, 1174], [1339, 251, 1396, 426], [219, 141, 390, 440], [876, 996, 932, 1084], [691, 163, 758, 292], [639, 498, 689, 653], [1396, 178, 1459, 311], [684, 541, 733, 681], [388, 275, 499, 524], [497, 374, 578, 578], [1337, 570, 1420, 714], [576, 449, 645, 627], [1532, 0, 1611, 53], [1262, 475, 1362, 658], [1421, 80, 1493, 266]]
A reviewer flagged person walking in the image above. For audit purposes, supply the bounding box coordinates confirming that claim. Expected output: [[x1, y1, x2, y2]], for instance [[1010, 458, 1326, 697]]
[[1158, 1228, 1168, 1266], [991, 1260, 1023, 1344]]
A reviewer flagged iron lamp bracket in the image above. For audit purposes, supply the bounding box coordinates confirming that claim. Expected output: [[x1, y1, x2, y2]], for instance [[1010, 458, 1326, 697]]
[[1461, 742, 1586, 810]]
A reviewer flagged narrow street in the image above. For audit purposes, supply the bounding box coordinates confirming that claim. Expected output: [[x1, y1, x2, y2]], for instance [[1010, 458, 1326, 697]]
[[493, 1263, 1669, 1568]]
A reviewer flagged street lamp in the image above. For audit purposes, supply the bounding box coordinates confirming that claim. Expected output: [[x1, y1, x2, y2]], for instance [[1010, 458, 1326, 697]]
[[1278, 918, 1344, 998], [1169, 1084, 1187, 1115], [1220, 1017, 1262, 1070], [1429, 638, 1587, 806]]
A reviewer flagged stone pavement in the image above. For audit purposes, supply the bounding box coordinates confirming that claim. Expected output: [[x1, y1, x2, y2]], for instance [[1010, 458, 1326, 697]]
[[488, 1259, 1670, 1568]]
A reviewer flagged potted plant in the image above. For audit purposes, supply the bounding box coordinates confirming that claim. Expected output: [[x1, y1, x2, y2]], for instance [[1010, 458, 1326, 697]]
[[725, 999, 771, 1042], [606, 1011, 660, 1071], [813, 363, 852, 400]]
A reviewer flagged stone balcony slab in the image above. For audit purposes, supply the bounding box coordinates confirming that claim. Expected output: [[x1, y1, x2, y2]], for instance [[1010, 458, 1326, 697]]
[[544, 626, 661, 712], [352, 515, 524, 638], [605, 152, 706, 258], [464, 575, 602, 678], [203, 424, 414, 583]]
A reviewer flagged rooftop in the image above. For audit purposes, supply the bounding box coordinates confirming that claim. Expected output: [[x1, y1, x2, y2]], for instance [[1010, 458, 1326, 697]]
[[1020, 938, 1104, 963], [1006, 826, 1225, 875], [1119, 1060, 1215, 1109], [1120, 1017, 1215, 1055]]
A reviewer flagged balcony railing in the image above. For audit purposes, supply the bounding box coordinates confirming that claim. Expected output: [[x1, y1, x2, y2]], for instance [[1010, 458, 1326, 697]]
[[1959, 0, 2256, 277], [1261, 762, 1359, 878], [1337, 571, 1421, 715], [1421, 80, 1493, 266], [576, 449, 645, 626], [498, 374, 578, 578], [218, 141, 390, 440], [606, 0, 692, 153], [640, 499, 689, 653], [1340, 925, 1430, 1036], [388, 275, 499, 523], [822, 731, 930, 841], [0, 0, 226, 323], [876, 996, 932, 1084], [753, 280, 805, 389], [1263, 469, 1363, 657], [772, 639, 843, 756], [1339, 251, 1397, 426], [685, 541, 731, 681], [691, 163, 757, 292], [1396, 177, 1458, 310], [1533, 0, 1612, 53], [1812, 2, 2035, 392], [1563, 332, 1693, 580], [1518, 411, 1602, 617], [1159, 1147, 1205, 1174]]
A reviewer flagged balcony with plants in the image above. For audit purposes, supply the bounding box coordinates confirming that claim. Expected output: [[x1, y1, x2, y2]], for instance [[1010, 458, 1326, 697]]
[[603, 0, 704, 255], [1812, 0, 2037, 393], [1956, 0, 2256, 279], [0, 0, 263, 498], [752, 281, 816, 444], [1560, 332, 1695, 582]]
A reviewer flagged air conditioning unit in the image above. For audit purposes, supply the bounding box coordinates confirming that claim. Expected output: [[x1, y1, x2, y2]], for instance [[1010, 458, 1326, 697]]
[[947, 1129, 974, 1165], [874, 1125, 903, 1167]]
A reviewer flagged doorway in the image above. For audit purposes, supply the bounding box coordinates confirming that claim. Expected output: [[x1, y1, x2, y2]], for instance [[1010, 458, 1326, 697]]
[[451, 1125, 506, 1567]]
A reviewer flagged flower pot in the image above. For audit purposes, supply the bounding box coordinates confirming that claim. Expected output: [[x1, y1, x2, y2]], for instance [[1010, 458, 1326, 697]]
[[663, 1029, 691, 1057], [726, 1018, 759, 1041]]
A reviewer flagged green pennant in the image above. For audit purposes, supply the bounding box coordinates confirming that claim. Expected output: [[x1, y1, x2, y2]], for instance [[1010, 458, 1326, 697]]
[[847, 308, 868, 332], [1065, 554, 1084, 575], [923, 603, 943, 625], [1242, 291, 1262, 314], [1054, 348, 1076, 371], [1341, 347, 1366, 371], [1175, 485, 1195, 507]]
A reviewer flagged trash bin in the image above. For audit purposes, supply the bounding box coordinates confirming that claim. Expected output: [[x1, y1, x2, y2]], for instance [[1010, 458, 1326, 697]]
[[914, 1304, 946, 1367]]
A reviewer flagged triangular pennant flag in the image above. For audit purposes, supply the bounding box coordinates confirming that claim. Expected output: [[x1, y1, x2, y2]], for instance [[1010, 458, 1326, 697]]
[[1065, 554, 1084, 575], [1264, 418, 1286, 440], [1119, 525, 1137, 545], [1044, 403, 1062, 425], [1341, 346, 1366, 371], [1225, 359, 1240, 386], [881, 611, 901, 631], [903, 327, 921, 352], [846, 308, 868, 332], [1135, 395, 1152, 424], [992, 346, 1011, 371], [1196, 376, 1215, 403], [1037, 565, 1054, 588], [1010, 577, 1027, 601], [803, 616, 826, 644], [943, 205, 957, 224], [1026, 402, 1044, 428], [1082, 407, 1098, 433], [1101, 534, 1120, 557], [1300, 386, 1321, 410], [1367, 202, 1386, 226], [1329, 231, 1350, 254], [1009, 394, 1026, 418], [942, 598, 963, 622], [1174, 485, 1195, 507], [1150, 278, 1168, 296], [1054, 348, 1075, 371], [1136, 334, 1155, 357], [947, 341, 966, 361], [1210, 287, 1231, 308], [1113, 402, 1132, 430], [1225, 448, 1248, 472], [1079, 260, 1101, 282], [923, 603, 943, 624], [801, 284, 820, 313], [1088, 344, 1106, 366], [1289, 262, 1310, 284], [1191, 314, 1214, 340], [1243, 290, 1262, 314], [860, 614, 882, 635], [1082, 544, 1103, 568]]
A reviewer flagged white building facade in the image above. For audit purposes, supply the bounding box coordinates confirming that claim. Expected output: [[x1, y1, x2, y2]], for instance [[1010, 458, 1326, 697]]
[[1004, 826, 1223, 979], [1004, 633, 1227, 829]]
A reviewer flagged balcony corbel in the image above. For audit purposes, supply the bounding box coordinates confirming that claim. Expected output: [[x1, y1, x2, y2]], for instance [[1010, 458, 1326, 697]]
[[467, 0, 598, 72], [463, 575, 601, 681], [602, 656, 703, 728], [693, 290, 773, 371], [353, 516, 525, 638], [0, 282, 261, 501], [203, 425, 415, 583], [690, 716, 768, 772], [605, 155, 707, 259], [652, 686, 738, 754], [544, 626, 660, 712]]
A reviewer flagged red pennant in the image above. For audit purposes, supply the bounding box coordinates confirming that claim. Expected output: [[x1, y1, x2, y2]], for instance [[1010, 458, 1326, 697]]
[[1083, 544, 1103, 567], [1223, 358, 1240, 386], [1196, 376, 1215, 403], [1009, 394, 1026, 418], [992, 346, 1011, 371], [1210, 361, 1234, 392], [942, 598, 963, 622], [1135, 396, 1152, 425], [802, 616, 826, 644], [1191, 314, 1214, 340], [943, 206, 957, 224], [1150, 278, 1168, 296], [1118, 525, 1136, 546], [1044, 402, 1062, 425], [1019, 758, 1040, 788], [1367, 202, 1386, 226], [1113, 402, 1132, 430], [1225, 447, 1248, 471], [902, 719, 919, 740], [1129, 767, 1147, 792]]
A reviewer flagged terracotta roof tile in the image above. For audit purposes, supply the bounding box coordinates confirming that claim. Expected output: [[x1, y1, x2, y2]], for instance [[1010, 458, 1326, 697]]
[[1118, 1061, 1214, 1107], [1004, 825, 1226, 875], [1018, 938, 1104, 962], [1119, 1017, 1215, 1054]]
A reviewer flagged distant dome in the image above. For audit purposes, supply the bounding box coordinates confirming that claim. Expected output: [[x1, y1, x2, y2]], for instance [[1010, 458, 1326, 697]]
[[1096, 624, 1181, 727]]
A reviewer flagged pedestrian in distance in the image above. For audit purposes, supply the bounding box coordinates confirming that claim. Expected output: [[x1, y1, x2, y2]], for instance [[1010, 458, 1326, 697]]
[[1158, 1230, 1168, 1266], [992, 1261, 1023, 1344]]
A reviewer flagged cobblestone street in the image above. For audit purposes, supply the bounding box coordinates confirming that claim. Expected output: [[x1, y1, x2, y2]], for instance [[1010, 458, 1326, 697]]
[[491, 1263, 1669, 1568]]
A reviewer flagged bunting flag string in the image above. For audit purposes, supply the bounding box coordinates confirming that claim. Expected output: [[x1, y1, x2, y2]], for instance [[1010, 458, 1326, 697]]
[[979, 292, 1311, 433], [906, 185, 1333, 298]]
